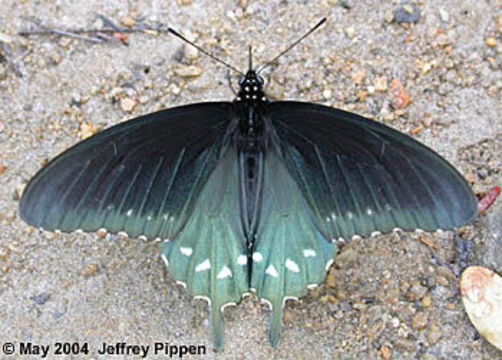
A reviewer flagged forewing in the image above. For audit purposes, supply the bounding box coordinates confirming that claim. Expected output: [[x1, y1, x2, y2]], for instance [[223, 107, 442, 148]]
[[20, 102, 234, 240], [269, 101, 477, 241]]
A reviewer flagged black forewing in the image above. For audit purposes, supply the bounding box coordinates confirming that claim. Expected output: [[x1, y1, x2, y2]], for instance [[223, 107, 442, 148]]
[[20, 102, 235, 240], [268, 101, 477, 240]]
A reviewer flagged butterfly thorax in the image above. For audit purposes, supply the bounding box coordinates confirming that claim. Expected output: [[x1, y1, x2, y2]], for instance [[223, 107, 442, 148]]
[[234, 70, 268, 154]]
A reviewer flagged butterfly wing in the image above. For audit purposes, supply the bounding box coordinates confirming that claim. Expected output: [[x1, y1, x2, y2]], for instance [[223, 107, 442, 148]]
[[268, 101, 477, 241], [162, 147, 249, 350], [20, 102, 233, 240], [250, 148, 336, 346], [21, 102, 251, 349], [251, 100, 477, 346]]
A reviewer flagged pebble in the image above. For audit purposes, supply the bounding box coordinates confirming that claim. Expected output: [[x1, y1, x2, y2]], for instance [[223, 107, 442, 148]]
[[345, 26, 356, 39], [393, 5, 421, 24], [426, 322, 442, 344], [326, 269, 336, 288], [384, 10, 394, 24], [1, 265, 8, 274], [322, 89, 333, 100], [435, 275, 449, 287], [394, 337, 416, 352], [373, 76, 387, 92], [379, 344, 391, 359], [120, 16, 136, 28], [30, 293, 51, 305], [485, 37, 496, 47], [0, 247, 9, 259], [81, 264, 98, 277], [421, 294, 432, 308], [0, 164, 6, 176], [436, 34, 451, 46], [461, 266, 502, 350], [174, 65, 203, 78], [438, 8, 449, 22], [421, 354, 438, 360], [79, 121, 99, 139], [412, 312, 428, 330], [0, 32, 13, 44], [120, 97, 137, 113], [390, 78, 411, 109]]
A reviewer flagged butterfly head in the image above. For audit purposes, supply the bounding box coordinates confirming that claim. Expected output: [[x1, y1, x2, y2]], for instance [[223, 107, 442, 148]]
[[236, 70, 267, 104]]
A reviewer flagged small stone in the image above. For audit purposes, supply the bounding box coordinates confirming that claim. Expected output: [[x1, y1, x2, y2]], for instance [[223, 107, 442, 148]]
[[0, 32, 13, 44], [374, 76, 388, 92], [411, 312, 428, 330], [460, 266, 502, 350], [438, 8, 449, 22], [30, 293, 51, 305], [120, 16, 136, 28], [436, 34, 451, 46], [351, 69, 366, 84], [485, 37, 496, 47], [353, 302, 367, 311], [0, 164, 6, 176], [81, 264, 98, 277], [0, 246, 9, 259], [96, 228, 107, 238], [367, 85, 375, 94], [464, 172, 476, 183], [326, 269, 336, 288], [427, 322, 442, 344], [1, 266, 8, 274], [322, 89, 333, 100], [379, 344, 391, 359], [177, 0, 192, 4], [435, 275, 449, 287], [174, 65, 203, 78], [390, 78, 411, 109], [384, 10, 394, 23], [393, 5, 421, 24], [421, 294, 432, 308], [80, 121, 99, 139], [356, 90, 368, 102], [49, 52, 62, 65], [394, 337, 416, 352], [345, 26, 356, 39], [120, 97, 137, 113], [421, 354, 438, 360]]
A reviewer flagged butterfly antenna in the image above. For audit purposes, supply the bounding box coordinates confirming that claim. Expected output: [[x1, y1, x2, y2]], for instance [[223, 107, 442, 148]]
[[168, 28, 245, 76], [249, 45, 253, 70], [256, 17, 327, 74]]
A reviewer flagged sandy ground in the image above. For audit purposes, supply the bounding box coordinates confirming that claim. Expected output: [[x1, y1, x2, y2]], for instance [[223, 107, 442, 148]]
[[0, 1, 501, 359]]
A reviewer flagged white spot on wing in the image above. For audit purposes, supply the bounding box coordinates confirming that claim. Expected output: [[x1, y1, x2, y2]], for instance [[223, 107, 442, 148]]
[[179, 247, 193, 256], [217, 266, 232, 279], [195, 259, 211, 272], [221, 302, 236, 312], [347, 211, 353, 219], [303, 249, 316, 258], [307, 283, 318, 290], [176, 280, 187, 289], [161, 253, 169, 267], [266, 264, 279, 277], [252, 252, 263, 262], [260, 298, 272, 310], [194, 295, 211, 305], [237, 255, 248, 265], [371, 231, 381, 237], [126, 209, 133, 217], [285, 258, 300, 273], [138, 235, 147, 242], [366, 208, 373, 216], [325, 258, 334, 271]]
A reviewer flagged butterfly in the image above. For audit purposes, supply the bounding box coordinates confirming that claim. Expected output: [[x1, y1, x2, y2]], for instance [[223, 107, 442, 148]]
[[19, 18, 477, 350]]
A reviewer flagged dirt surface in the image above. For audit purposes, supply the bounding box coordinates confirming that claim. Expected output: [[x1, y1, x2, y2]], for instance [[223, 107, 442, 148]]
[[0, 1, 501, 359]]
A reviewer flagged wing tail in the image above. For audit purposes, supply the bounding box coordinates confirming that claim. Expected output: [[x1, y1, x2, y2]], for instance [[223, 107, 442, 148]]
[[251, 150, 336, 346], [162, 148, 249, 350]]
